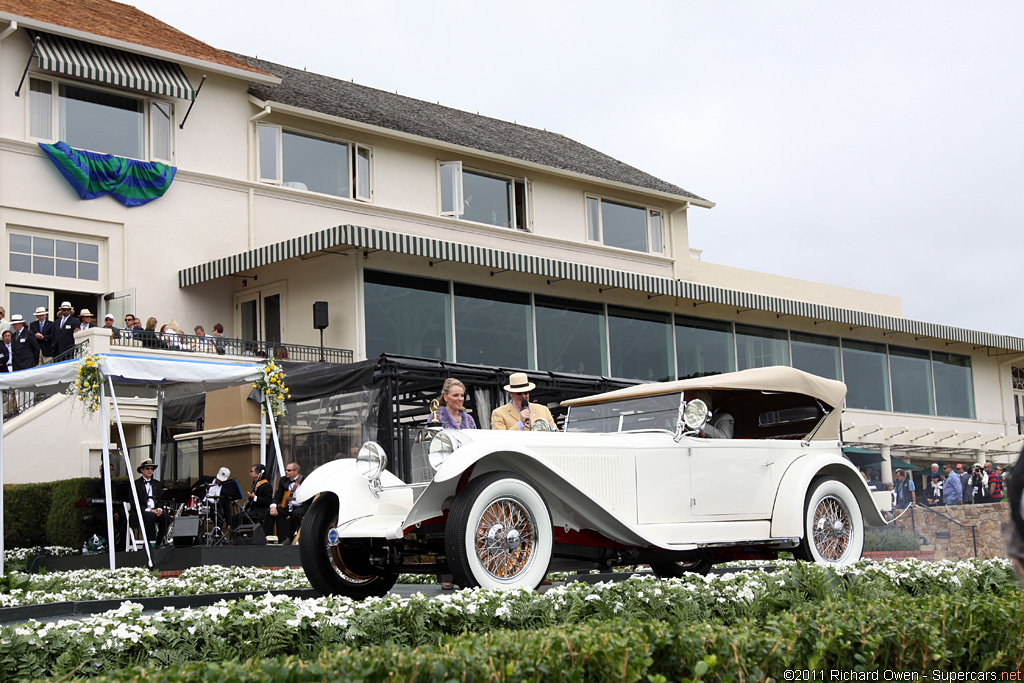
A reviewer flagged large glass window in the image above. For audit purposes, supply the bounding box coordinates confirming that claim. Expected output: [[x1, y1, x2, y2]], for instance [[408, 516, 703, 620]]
[[675, 316, 734, 379], [439, 162, 528, 230], [30, 78, 170, 161], [453, 284, 533, 368], [842, 340, 891, 411], [932, 352, 975, 419], [735, 324, 790, 370], [535, 295, 606, 375], [889, 346, 934, 415], [791, 332, 841, 380], [363, 270, 451, 361], [608, 306, 673, 381], [259, 125, 372, 200], [9, 233, 99, 281], [585, 196, 663, 253]]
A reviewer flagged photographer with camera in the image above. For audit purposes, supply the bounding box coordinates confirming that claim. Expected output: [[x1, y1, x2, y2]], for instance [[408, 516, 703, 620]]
[[968, 464, 988, 505]]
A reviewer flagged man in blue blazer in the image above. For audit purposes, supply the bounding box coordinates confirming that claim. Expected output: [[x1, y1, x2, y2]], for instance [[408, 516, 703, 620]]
[[53, 301, 80, 358], [30, 306, 56, 364]]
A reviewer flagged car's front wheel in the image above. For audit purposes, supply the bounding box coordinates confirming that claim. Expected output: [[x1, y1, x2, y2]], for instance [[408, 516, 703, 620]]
[[299, 495, 397, 598], [445, 472, 552, 591], [795, 476, 864, 565]]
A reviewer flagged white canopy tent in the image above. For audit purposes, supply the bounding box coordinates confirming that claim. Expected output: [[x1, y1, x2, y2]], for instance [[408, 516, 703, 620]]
[[0, 353, 283, 574]]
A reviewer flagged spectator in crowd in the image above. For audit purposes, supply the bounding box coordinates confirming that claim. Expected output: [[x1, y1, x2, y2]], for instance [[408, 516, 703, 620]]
[[275, 346, 289, 360], [139, 317, 159, 349], [123, 314, 135, 339], [162, 319, 184, 349], [893, 469, 916, 509], [986, 461, 1003, 502], [10, 314, 39, 371], [54, 302, 80, 357], [192, 325, 215, 353], [942, 462, 963, 505], [969, 464, 989, 504], [0, 306, 10, 337], [78, 309, 97, 331], [866, 469, 884, 491], [211, 323, 226, 355], [102, 313, 117, 336], [31, 306, 55, 364], [926, 469, 944, 507], [958, 464, 973, 504]]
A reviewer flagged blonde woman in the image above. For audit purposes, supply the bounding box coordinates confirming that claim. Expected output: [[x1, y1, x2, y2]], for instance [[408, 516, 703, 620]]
[[437, 378, 477, 430]]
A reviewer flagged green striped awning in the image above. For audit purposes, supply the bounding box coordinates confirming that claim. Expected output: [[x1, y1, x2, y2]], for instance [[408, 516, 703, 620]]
[[177, 223, 1024, 353], [30, 31, 195, 101]]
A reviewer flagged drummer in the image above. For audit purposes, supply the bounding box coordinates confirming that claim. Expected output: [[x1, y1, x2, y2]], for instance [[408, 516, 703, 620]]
[[193, 467, 235, 525]]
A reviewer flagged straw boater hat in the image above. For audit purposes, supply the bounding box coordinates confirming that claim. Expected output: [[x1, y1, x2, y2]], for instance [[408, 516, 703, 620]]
[[9, 314, 24, 324], [504, 372, 536, 393], [137, 459, 158, 473], [79, 309, 94, 318], [34, 306, 48, 316], [59, 301, 73, 310]]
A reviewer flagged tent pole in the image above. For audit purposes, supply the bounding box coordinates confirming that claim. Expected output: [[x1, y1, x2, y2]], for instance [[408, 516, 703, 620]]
[[108, 379, 153, 567], [99, 383, 116, 570], [260, 406, 267, 469], [266, 396, 285, 478], [0, 405, 5, 576], [154, 390, 164, 472]]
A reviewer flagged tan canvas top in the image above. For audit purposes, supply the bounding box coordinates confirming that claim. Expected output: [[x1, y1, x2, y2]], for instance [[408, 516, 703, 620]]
[[562, 366, 847, 409]]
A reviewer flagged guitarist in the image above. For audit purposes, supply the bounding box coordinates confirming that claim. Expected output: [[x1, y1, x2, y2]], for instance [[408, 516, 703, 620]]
[[268, 462, 304, 544], [234, 464, 272, 529]]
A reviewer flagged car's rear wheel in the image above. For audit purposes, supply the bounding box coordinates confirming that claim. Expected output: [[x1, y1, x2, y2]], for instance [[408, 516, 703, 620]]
[[299, 495, 397, 598], [445, 472, 552, 591], [650, 555, 713, 577], [795, 477, 864, 565]]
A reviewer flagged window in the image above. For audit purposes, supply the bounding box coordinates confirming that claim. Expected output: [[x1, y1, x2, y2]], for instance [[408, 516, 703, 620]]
[[932, 352, 975, 419], [675, 316, 734, 379], [841, 340, 891, 411], [363, 271, 451, 361], [608, 306, 673, 381], [439, 162, 529, 230], [535, 296, 607, 375], [585, 196, 664, 254], [735, 324, 790, 370], [454, 284, 533, 367], [791, 332, 841, 380], [29, 77, 171, 161], [259, 125, 373, 200], [889, 346, 934, 415], [9, 233, 99, 281]]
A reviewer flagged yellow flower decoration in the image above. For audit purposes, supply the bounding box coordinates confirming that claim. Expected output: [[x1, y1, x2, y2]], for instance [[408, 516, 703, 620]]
[[254, 359, 289, 417], [67, 354, 103, 414]]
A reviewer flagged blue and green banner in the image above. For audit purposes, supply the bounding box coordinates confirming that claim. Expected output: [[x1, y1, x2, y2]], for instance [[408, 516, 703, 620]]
[[39, 142, 176, 207]]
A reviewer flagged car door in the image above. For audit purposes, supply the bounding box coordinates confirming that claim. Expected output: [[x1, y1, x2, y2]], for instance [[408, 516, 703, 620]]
[[687, 437, 774, 518]]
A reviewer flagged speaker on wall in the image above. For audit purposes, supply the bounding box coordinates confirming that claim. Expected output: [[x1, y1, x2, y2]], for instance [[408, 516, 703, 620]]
[[313, 301, 329, 330]]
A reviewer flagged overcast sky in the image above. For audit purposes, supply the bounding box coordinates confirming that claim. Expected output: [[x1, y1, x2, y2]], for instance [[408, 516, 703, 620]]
[[129, 0, 1024, 339]]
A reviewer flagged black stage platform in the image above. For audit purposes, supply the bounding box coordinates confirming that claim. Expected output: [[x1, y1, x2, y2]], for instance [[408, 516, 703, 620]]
[[35, 544, 300, 575]]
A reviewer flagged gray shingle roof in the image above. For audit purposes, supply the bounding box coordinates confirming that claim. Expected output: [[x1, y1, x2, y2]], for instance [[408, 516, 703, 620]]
[[231, 53, 708, 203]]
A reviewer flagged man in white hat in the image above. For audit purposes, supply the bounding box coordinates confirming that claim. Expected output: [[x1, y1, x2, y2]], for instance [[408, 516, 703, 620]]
[[9, 314, 39, 371], [78, 309, 97, 331], [54, 302, 79, 358], [30, 306, 55, 364], [195, 466, 238, 529], [490, 372, 558, 431]]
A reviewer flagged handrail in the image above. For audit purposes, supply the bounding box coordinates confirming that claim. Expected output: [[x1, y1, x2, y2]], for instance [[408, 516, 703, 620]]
[[911, 504, 978, 557], [109, 332, 352, 364]]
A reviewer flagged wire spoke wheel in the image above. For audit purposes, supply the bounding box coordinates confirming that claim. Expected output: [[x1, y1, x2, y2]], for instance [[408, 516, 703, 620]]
[[474, 496, 536, 580], [811, 494, 851, 562]]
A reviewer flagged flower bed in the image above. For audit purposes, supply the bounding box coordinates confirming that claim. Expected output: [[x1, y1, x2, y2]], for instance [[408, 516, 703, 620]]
[[0, 559, 1020, 681]]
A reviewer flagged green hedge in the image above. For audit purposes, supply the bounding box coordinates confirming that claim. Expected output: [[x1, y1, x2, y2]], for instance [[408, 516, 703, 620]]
[[2, 482, 54, 549], [863, 524, 922, 551], [27, 592, 1023, 683], [45, 478, 94, 549]]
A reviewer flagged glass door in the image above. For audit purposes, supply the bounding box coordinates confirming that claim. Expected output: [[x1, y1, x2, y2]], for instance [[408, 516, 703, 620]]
[[102, 288, 135, 326], [234, 284, 285, 352], [6, 286, 53, 321]]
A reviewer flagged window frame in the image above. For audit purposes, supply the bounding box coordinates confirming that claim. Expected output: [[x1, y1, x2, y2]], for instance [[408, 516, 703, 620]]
[[7, 228, 105, 289], [438, 161, 531, 231], [584, 193, 665, 254], [257, 123, 374, 202], [27, 75, 174, 163]]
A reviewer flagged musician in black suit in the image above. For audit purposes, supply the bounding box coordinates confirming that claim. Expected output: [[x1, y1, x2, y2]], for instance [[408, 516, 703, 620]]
[[133, 459, 168, 545], [9, 315, 39, 371], [191, 466, 238, 530], [232, 464, 272, 529], [30, 306, 56, 364], [53, 302, 80, 358], [267, 462, 304, 544]]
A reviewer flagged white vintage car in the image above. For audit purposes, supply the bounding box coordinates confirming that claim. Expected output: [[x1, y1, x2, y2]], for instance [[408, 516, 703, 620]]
[[295, 366, 884, 597]]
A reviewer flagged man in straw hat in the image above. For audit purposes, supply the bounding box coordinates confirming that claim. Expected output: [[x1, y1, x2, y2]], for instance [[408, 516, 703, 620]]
[[30, 306, 55, 364], [490, 372, 558, 431], [54, 301, 79, 357], [77, 308, 97, 331], [133, 459, 168, 546], [9, 314, 39, 371]]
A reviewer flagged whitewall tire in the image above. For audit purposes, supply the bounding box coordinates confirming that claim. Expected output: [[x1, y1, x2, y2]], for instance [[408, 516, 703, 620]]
[[795, 476, 864, 565]]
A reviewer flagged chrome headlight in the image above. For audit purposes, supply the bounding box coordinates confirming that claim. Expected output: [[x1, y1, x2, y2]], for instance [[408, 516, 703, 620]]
[[682, 399, 709, 431], [428, 431, 462, 470], [531, 417, 553, 432], [356, 441, 388, 481]]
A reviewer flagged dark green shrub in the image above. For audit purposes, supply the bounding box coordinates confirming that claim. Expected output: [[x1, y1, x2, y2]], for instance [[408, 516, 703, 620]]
[[45, 477, 94, 549], [863, 524, 921, 551], [2, 482, 54, 549]]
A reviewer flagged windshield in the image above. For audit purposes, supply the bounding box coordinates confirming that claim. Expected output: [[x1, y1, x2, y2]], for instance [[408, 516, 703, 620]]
[[564, 393, 679, 433]]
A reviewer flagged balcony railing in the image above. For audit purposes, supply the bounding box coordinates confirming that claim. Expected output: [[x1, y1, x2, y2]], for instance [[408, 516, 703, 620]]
[[106, 331, 353, 364]]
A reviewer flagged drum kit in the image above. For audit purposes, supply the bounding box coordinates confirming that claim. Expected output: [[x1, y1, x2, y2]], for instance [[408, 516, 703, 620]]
[[165, 493, 231, 546]]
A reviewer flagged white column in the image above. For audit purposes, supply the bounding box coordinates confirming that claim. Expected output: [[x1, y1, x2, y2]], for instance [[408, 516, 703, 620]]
[[880, 444, 893, 484]]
